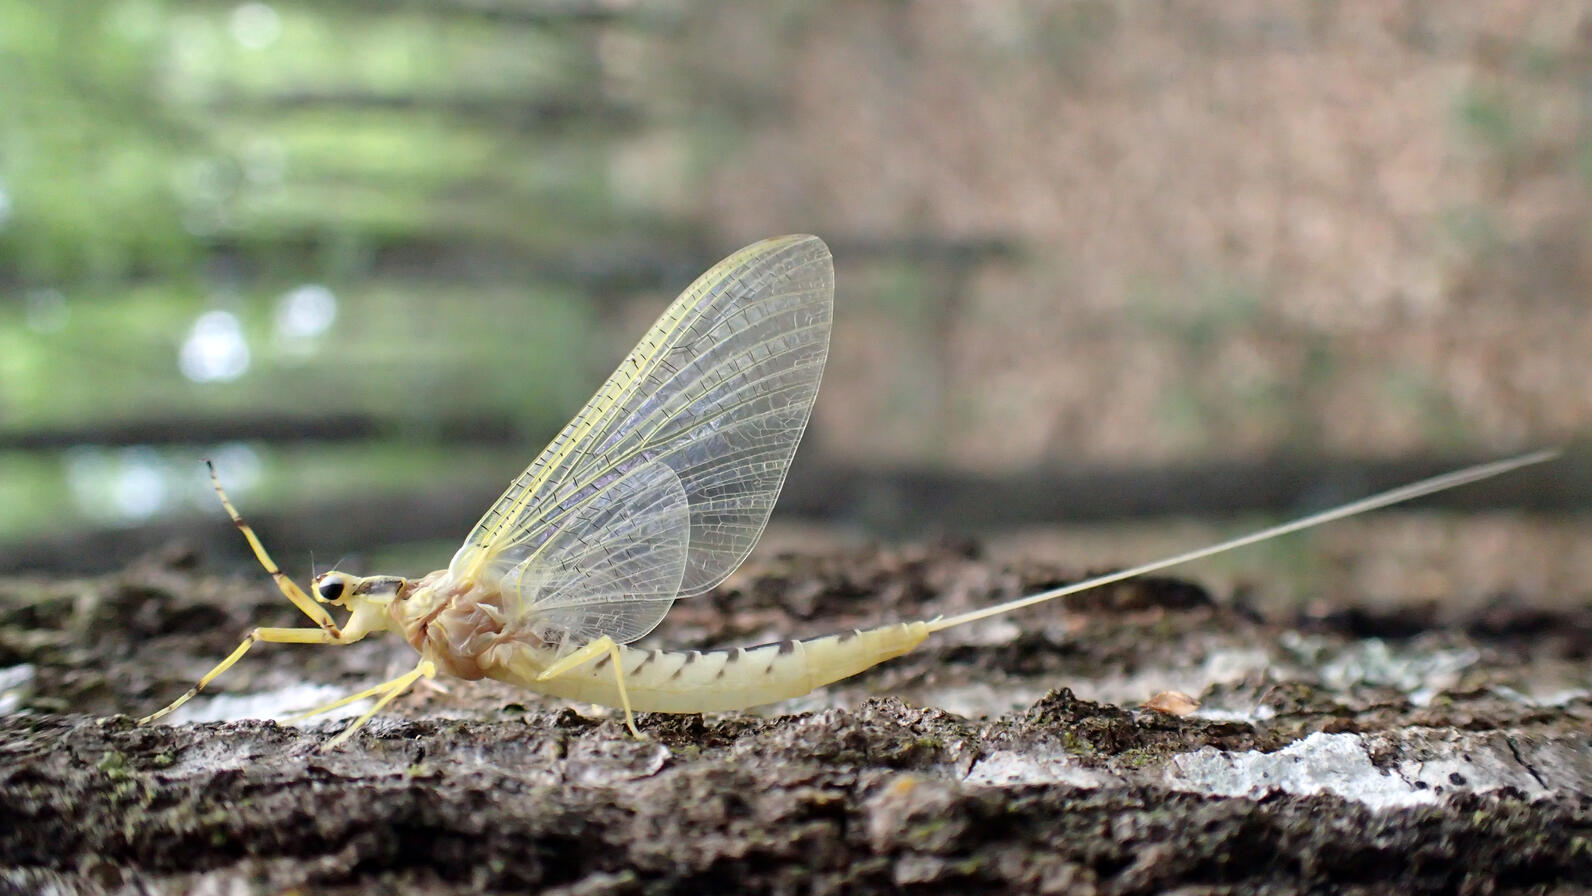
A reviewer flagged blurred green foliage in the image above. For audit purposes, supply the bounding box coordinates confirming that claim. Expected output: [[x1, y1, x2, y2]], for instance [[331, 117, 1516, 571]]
[[0, 2, 1582, 572], [0, 0, 687, 549]]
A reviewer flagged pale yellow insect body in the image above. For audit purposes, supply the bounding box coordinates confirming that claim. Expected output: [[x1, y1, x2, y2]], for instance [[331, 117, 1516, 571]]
[[138, 235, 1555, 748], [388, 564, 931, 714]]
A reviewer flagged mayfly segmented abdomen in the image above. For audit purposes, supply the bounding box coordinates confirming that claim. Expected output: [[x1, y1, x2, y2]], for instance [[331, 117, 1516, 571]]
[[491, 622, 931, 714]]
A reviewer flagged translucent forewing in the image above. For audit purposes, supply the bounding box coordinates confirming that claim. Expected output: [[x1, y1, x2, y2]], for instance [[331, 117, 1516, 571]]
[[449, 235, 834, 643], [499, 460, 690, 644]]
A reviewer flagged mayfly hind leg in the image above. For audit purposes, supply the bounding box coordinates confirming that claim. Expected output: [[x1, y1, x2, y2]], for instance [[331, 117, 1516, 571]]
[[140, 462, 346, 726], [537, 636, 642, 738]]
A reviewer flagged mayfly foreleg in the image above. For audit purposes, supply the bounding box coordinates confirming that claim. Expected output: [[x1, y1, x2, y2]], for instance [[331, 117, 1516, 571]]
[[138, 626, 340, 724], [537, 636, 642, 737], [205, 460, 341, 637], [322, 660, 436, 751], [140, 466, 364, 727]]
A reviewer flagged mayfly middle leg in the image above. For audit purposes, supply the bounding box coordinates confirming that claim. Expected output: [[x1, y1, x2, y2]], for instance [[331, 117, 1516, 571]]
[[138, 462, 391, 728]]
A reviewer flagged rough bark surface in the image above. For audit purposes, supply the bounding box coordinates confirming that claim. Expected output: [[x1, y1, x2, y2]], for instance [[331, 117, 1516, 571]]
[[1, 543, 1588, 894]]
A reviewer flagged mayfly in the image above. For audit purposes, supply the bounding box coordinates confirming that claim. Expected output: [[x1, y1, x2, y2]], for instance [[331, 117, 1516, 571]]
[[139, 235, 1556, 748]]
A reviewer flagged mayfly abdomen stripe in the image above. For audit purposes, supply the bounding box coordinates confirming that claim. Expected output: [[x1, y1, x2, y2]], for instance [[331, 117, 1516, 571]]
[[493, 621, 930, 714]]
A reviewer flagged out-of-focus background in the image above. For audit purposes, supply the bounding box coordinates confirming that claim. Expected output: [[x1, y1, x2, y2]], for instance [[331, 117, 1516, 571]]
[[1, 1, 1586, 614]]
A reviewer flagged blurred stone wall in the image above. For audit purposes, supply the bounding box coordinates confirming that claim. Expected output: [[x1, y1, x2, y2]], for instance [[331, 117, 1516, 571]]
[[615, 2, 1589, 471]]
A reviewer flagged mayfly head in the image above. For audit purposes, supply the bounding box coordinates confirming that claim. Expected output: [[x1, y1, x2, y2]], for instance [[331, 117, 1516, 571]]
[[312, 571, 406, 609]]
